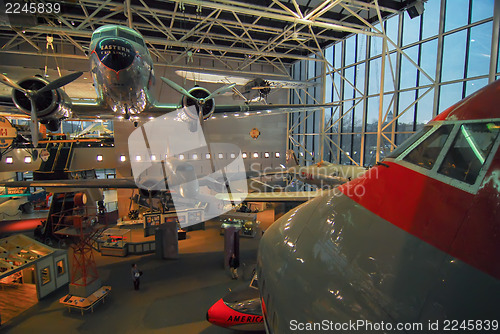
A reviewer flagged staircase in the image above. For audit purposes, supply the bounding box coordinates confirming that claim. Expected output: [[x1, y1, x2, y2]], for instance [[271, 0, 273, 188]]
[[35, 143, 74, 181]]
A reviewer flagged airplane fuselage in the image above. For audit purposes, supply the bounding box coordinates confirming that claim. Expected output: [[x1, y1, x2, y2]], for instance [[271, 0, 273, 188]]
[[288, 163, 367, 188], [258, 81, 500, 333], [89, 25, 155, 117]]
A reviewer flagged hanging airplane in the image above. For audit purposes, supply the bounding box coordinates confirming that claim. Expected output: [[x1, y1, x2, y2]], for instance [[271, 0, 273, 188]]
[[0, 25, 333, 147], [175, 69, 319, 102], [256, 80, 500, 333]]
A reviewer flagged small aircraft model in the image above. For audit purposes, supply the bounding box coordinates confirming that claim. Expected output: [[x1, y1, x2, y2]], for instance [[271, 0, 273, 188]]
[[207, 273, 264, 331], [0, 25, 333, 147], [257, 80, 500, 332]]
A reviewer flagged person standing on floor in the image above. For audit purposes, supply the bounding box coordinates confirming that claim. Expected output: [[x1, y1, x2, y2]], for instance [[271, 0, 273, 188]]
[[131, 263, 142, 290], [229, 253, 239, 280]]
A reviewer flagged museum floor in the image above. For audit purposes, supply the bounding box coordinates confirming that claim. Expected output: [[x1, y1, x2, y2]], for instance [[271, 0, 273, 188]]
[[0, 216, 273, 334]]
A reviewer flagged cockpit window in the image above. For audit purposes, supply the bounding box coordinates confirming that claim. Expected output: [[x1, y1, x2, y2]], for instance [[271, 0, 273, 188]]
[[387, 125, 433, 159], [118, 28, 146, 47], [99, 28, 116, 38], [438, 122, 500, 184], [403, 124, 453, 170], [226, 298, 262, 316]]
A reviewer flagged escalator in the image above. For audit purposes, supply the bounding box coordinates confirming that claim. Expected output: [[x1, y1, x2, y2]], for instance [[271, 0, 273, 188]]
[[34, 143, 74, 181]]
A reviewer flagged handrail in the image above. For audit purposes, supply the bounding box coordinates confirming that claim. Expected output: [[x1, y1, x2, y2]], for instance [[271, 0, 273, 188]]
[[64, 142, 74, 171], [51, 143, 64, 172]]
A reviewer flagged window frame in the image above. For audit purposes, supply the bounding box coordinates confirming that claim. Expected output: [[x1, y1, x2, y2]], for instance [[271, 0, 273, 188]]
[[56, 259, 66, 277], [41, 266, 51, 286], [391, 119, 500, 194]]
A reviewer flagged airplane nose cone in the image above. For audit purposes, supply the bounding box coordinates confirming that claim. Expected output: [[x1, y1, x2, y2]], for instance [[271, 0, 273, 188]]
[[95, 38, 135, 72]]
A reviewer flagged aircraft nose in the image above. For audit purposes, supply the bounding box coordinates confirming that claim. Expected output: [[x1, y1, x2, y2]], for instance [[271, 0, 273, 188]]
[[95, 38, 135, 72]]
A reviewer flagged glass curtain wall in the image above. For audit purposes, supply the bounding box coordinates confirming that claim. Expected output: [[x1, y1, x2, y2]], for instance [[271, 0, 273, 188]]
[[289, 0, 498, 167]]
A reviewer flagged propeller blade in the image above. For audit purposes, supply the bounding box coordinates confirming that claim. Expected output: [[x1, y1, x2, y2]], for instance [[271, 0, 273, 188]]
[[206, 83, 236, 100], [161, 77, 197, 100], [0, 73, 27, 93], [37, 71, 83, 94], [28, 97, 39, 148]]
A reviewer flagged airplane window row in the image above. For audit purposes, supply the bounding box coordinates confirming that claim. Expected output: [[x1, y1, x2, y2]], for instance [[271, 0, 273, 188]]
[[398, 122, 500, 185], [131, 152, 282, 161], [3, 151, 277, 165]]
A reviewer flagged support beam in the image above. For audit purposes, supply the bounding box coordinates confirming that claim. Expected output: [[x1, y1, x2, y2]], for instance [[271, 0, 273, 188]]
[[167, 0, 380, 37], [489, 0, 500, 83], [21, 25, 324, 61]]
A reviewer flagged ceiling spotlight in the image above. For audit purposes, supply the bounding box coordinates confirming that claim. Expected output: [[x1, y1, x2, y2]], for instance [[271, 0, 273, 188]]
[[97, 155, 103, 161], [120, 155, 126, 162], [24, 156, 32, 163], [5, 157, 13, 164], [407, 0, 425, 19]]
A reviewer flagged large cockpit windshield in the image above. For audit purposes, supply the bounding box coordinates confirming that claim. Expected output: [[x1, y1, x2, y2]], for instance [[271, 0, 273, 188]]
[[403, 124, 454, 170], [392, 122, 500, 186], [387, 125, 433, 159], [91, 27, 146, 48], [92, 27, 116, 41], [438, 122, 499, 184]]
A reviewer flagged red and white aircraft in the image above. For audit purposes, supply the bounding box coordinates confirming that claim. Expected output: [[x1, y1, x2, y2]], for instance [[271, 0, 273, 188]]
[[257, 80, 500, 333]]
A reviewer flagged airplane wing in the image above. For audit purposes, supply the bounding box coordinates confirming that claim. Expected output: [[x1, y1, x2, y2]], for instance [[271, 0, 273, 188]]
[[0, 96, 24, 117], [0, 96, 110, 120], [175, 69, 319, 89], [211, 103, 335, 115], [145, 102, 336, 118], [0, 178, 138, 189], [215, 190, 329, 202]]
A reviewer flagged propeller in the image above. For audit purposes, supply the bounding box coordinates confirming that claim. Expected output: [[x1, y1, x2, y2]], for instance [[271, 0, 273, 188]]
[[29, 95, 39, 147], [205, 83, 236, 100], [160, 77, 197, 100], [161, 77, 236, 129], [0, 73, 27, 93], [161, 76, 236, 106], [37, 71, 83, 94], [0, 71, 83, 147]]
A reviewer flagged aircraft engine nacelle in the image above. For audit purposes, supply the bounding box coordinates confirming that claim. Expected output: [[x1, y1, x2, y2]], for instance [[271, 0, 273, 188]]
[[12, 76, 72, 131], [182, 87, 215, 120]]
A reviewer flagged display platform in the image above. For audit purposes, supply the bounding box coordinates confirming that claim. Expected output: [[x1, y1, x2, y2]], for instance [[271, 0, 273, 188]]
[[60, 285, 111, 315]]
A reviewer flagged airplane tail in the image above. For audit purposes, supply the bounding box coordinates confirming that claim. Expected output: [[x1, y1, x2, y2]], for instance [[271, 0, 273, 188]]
[[285, 149, 299, 168]]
